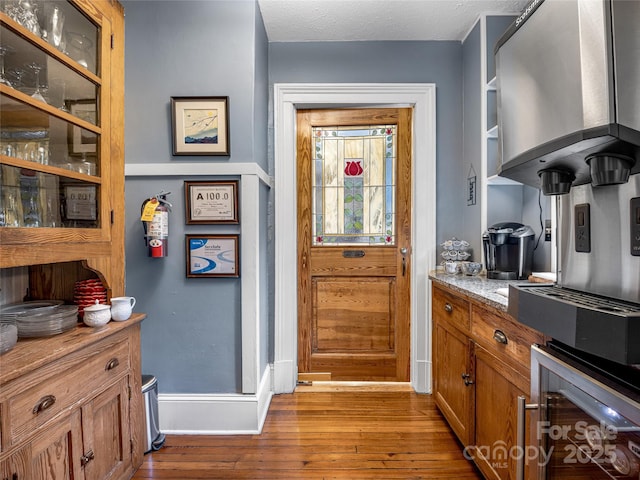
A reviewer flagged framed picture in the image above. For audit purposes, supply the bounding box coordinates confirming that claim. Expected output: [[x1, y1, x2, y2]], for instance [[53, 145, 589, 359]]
[[185, 180, 238, 224], [64, 184, 97, 220], [171, 96, 229, 156], [186, 234, 239, 278], [67, 100, 97, 155]]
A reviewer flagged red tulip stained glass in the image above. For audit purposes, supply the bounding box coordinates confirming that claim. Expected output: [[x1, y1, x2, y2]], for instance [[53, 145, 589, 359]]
[[312, 125, 396, 246]]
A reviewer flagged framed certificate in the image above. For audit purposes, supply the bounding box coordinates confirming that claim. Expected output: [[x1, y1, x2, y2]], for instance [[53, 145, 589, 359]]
[[184, 180, 238, 224], [186, 234, 239, 278]]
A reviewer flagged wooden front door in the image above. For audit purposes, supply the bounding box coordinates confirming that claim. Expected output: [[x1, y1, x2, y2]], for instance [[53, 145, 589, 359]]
[[296, 108, 412, 381]]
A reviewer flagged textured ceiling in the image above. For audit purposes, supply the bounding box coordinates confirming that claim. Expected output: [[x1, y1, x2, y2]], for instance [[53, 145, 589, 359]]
[[258, 0, 530, 42]]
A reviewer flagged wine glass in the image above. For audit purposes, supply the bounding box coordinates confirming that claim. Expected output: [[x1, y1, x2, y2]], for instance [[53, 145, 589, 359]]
[[57, 80, 69, 112], [47, 5, 65, 51], [27, 62, 46, 103], [8, 67, 25, 92], [0, 45, 14, 87]]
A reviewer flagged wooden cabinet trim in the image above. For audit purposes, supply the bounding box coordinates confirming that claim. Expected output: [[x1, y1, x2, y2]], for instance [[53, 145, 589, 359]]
[[432, 285, 471, 334], [0, 315, 144, 386], [471, 303, 545, 376]]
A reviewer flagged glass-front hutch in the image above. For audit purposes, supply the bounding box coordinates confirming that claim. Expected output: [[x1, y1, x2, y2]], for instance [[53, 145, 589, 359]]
[[0, 0, 125, 296]]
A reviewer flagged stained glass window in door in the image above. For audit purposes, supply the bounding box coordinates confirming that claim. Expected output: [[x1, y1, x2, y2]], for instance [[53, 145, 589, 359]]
[[312, 125, 396, 246]]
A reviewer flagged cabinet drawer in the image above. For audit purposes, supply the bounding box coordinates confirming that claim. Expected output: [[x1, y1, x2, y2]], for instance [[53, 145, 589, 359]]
[[471, 304, 544, 373], [6, 336, 130, 446], [432, 286, 470, 332]]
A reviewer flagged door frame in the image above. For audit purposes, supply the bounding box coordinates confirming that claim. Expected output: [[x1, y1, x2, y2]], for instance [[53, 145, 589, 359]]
[[273, 83, 437, 394]]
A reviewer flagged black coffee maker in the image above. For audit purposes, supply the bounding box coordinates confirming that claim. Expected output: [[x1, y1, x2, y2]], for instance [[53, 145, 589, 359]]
[[482, 222, 535, 280]]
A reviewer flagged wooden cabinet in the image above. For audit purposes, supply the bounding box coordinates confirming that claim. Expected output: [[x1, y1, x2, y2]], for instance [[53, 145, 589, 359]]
[[474, 345, 530, 480], [432, 286, 474, 446], [432, 283, 544, 480], [0, 2, 139, 479], [0, 0, 126, 294], [0, 318, 145, 480]]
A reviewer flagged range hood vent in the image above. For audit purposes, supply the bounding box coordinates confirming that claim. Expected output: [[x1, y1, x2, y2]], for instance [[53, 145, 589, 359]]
[[494, 0, 640, 192]]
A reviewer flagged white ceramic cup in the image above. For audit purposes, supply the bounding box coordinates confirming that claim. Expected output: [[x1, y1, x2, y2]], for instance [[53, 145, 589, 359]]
[[110, 296, 136, 321], [444, 261, 458, 274]]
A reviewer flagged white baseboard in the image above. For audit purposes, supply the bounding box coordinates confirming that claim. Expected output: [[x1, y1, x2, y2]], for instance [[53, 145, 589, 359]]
[[158, 365, 273, 434]]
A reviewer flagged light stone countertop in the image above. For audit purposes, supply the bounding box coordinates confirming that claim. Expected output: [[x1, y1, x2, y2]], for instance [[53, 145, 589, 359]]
[[428, 269, 528, 312]]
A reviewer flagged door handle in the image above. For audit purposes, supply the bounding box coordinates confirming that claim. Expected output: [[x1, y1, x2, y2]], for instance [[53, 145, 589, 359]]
[[516, 396, 539, 480], [400, 247, 408, 276]]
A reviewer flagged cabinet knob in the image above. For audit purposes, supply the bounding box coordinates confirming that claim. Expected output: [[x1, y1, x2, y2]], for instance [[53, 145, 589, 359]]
[[32, 394, 56, 415], [105, 357, 120, 370], [493, 329, 508, 344], [444, 303, 453, 313], [81, 450, 95, 467], [461, 373, 474, 386]]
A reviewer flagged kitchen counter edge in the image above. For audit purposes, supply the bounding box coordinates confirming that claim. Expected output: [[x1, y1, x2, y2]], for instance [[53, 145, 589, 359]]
[[428, 270, 522, 312]]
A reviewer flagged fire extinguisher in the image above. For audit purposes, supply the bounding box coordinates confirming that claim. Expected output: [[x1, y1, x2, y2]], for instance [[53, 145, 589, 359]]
[[140, 191, 172, 258]]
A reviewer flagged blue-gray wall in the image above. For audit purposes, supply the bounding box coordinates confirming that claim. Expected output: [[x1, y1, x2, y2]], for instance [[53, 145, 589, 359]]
[[460, 15, 552, 271], [122, 4, 547, 397], [123, 0, 268, 393], [269, 41, 464, 245], [461, 22, 482, 260]]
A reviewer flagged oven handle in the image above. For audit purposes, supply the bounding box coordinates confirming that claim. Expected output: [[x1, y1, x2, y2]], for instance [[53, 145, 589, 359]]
[[516, 395, 539, 480]]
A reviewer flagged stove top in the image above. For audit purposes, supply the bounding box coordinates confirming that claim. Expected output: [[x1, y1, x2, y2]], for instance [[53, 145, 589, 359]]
[[508, 284, 640, 365]]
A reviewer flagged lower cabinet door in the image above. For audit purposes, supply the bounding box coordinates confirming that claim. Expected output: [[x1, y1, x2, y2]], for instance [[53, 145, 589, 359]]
[[30, 409, 84, 480], [474, 346, 532, 480], [81, 377, 132, 480], [433, 319, 475, 446], [1, 445, 31, 480]]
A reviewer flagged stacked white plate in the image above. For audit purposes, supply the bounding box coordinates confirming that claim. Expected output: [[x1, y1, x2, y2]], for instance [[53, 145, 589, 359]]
[[0, 301, 78, 338]]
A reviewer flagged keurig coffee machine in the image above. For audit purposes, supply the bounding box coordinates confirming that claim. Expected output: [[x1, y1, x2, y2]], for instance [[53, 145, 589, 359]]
[[482, 222, 535, 280]]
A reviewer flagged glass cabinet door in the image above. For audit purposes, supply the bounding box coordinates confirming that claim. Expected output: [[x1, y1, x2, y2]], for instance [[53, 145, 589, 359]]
[[0, 0, 111, 238]]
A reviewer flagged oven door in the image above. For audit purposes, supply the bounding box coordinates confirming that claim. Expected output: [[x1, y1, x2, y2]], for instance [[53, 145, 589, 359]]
[[530, 345, 640, 480]]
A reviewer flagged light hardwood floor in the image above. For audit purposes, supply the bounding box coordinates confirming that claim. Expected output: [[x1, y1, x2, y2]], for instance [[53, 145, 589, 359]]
[[132, 384, 482, 479]]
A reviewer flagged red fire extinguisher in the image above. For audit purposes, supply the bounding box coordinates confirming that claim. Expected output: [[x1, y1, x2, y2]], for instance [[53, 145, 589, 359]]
[[141, 191, 172, 258]]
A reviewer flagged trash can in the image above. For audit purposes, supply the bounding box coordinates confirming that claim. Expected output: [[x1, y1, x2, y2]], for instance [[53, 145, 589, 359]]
[[142, 374, 165, 453]]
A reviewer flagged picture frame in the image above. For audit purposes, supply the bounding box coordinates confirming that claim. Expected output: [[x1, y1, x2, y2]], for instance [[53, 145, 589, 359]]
[[67, 99, 97, 155], [184, 180, 239, 224], [171, 96, 230, 156], [64, 184, 97, 220], [186, 234, 239, 278]]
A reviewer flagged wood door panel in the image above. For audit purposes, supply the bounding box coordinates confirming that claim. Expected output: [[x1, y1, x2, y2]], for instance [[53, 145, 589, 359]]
[[474, 346, 530, 480], [311, 354, 397, 381], [297, 108, 412, 382], [30, 410, 83, 480], [310, 248, 397, 276], [433, 320, 474, 446], [312, 278, 395, 352]]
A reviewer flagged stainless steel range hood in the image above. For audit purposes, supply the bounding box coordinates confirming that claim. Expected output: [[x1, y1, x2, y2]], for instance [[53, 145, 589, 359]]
[[495, 0, 640, 192]]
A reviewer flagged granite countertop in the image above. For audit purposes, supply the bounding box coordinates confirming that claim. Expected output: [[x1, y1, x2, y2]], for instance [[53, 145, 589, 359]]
[[428, 270, 524, 312]]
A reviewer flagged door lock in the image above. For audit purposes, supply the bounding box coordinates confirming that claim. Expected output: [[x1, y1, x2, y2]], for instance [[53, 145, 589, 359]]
[[400, 247, 408, 276]]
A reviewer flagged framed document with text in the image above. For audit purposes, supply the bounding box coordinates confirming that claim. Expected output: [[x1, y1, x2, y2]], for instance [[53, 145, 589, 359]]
[[184, 180, 238, 224], [185, 234, 239, 278]]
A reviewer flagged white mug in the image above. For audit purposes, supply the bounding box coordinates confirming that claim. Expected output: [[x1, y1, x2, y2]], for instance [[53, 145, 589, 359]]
[[444, 261, 458, 274], [110, 296, 136, 321]]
